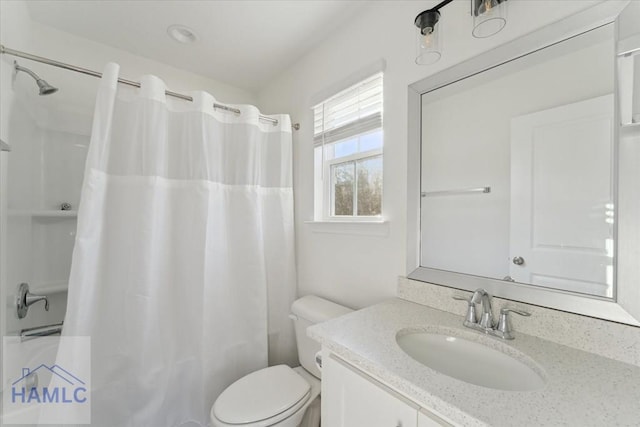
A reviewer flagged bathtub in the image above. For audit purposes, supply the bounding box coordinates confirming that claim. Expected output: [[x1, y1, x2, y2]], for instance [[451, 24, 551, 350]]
[[1, 334, 61, 425]]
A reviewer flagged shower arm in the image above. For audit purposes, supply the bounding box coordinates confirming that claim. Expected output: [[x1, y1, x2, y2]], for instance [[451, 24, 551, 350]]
[[14, 62, 43, 81]]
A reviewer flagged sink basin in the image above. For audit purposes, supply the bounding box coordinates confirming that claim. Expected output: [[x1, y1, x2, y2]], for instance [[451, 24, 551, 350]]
[[396, 332, 545, 391]]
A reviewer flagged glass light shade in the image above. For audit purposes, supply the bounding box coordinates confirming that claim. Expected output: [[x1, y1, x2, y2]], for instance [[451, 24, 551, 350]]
[[472, 0, 507, 39], [415, 22, 442, 65]]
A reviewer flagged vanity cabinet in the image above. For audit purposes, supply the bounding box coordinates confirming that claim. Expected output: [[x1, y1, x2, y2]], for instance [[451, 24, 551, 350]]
[[322, 351, 454, 427]]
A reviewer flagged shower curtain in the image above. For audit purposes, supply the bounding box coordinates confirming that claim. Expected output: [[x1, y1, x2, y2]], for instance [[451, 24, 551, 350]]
[[57, 63, 296, 426]]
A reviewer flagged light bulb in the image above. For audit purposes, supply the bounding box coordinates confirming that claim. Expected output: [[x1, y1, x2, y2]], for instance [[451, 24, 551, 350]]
[[482, 0, 493, 14], [421, 28, 435, 49]]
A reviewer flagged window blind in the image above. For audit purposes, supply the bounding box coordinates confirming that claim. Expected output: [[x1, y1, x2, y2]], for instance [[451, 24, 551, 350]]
[[313, 73, 383, 147]]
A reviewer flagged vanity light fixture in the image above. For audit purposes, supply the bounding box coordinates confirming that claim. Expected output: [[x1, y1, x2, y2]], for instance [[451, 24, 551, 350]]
[[415, 9, 443, 65], [472, 0, 508, 38], [414, 0, 508, 65]]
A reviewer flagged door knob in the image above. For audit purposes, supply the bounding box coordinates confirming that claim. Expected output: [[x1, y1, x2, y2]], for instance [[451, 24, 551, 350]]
[[512, 256, 525, 266]]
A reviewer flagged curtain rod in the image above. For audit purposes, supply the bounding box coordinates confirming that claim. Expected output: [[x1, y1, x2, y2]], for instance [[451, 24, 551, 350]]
[[1, 44, 300, 130]]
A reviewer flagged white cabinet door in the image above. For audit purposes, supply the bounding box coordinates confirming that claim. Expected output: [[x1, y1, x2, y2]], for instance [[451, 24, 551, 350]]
[[510, 94, 614, 297], [322, 353, 418, 427]]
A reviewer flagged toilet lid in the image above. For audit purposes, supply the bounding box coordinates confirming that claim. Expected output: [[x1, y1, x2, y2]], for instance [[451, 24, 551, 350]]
[[213, 365, 311, 424]]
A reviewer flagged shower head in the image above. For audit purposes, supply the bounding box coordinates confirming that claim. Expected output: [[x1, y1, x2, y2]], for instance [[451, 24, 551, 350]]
[[35, 78, 58, 95], [14, 61, 58, 96]]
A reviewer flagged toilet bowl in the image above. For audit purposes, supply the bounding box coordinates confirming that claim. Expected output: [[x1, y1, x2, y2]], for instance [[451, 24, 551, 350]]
[[210, 296, 352, 427], [210, 366, 320, 427]]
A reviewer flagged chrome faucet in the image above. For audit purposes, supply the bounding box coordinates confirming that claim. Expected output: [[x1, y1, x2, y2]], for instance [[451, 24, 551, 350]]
[[475, 288, 495, 329], [16, 283, 49, 319], [454, 288, 530, 340]]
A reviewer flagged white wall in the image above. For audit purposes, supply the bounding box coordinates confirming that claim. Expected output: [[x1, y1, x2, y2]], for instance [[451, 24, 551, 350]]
[[257, 0, 606, 310], [0, 0, 33, 390], [3, 94, 80, 334]]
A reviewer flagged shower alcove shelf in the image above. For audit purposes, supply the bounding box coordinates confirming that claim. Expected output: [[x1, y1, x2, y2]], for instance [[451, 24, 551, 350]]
[[7, 208, 79, 297], [8, 209, 78, 218]]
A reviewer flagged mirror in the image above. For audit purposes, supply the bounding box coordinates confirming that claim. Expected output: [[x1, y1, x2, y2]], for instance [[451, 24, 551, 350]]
[[407, 1, 640, 326], [421, 24, 614, 298]]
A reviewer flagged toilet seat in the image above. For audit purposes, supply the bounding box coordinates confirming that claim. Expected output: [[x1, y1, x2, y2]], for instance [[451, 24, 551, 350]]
[[212, 365, 311, 427]]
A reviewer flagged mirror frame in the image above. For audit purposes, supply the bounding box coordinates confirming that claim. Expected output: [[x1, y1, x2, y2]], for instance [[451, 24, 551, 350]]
[[407, 1, 640, 326]]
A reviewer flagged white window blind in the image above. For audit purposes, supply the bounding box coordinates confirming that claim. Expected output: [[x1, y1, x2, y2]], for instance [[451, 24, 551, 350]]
[[313, 73, 383, 147]]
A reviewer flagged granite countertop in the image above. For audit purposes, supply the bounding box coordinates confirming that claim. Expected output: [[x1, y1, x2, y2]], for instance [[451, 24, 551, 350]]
[[308, 298, 640, 426]]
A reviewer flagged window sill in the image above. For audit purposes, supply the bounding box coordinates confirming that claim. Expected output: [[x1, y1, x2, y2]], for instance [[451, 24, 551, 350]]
[[304, 220, 389, 236]]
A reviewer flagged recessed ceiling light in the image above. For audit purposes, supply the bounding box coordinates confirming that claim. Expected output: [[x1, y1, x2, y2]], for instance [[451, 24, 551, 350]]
[[167, 25, 198, 44]]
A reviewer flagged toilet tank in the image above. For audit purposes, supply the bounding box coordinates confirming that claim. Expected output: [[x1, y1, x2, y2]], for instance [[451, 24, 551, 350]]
[[290, 295, 352, 379]]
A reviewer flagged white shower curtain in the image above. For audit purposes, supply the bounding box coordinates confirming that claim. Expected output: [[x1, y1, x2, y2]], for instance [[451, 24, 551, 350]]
[[58, 64, 296, 426]]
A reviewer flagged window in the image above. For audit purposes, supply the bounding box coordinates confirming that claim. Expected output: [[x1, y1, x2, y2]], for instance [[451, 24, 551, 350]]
[[313, 73, 383, 220]]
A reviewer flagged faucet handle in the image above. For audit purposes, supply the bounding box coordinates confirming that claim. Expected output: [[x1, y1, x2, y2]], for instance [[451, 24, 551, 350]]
[[452, 295, 478, 324], [16, 283, 49, 319], [496, 308, 531, 339]]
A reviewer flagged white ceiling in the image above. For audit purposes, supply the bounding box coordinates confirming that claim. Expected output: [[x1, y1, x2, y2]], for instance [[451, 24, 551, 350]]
[[26, 0, 368, 92]]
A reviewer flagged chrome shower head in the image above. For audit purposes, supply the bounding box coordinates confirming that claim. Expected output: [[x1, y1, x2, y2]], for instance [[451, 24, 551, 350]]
[[35, 78, 58, 95], [14, 61, 58, 96]]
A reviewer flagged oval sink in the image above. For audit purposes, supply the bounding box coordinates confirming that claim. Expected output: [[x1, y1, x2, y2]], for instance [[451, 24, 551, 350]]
[[396, 332, 545, 391]]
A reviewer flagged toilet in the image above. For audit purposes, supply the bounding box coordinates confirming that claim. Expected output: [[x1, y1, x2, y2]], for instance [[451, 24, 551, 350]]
[[210, 295, 352, 427]]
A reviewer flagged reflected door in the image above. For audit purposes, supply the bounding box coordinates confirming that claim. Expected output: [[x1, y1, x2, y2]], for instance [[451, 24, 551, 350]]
[[510, 94, 614, 297]]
